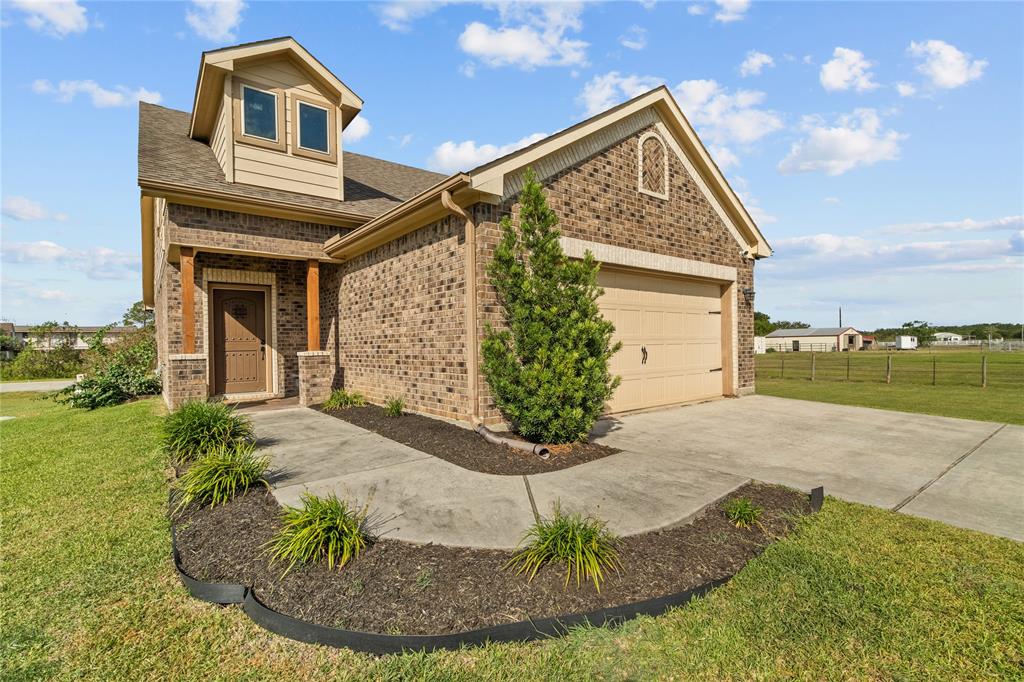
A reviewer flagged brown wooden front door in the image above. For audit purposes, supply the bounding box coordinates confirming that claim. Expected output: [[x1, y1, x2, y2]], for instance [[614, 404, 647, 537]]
[[213, 288, 267, 395]]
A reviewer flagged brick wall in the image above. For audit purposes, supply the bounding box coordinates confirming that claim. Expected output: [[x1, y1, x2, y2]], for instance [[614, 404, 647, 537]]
[[473, 125, 757, 421], [331, 216, 468, 419], [297, 351, 333, 406], [163, 353, 207, 409]]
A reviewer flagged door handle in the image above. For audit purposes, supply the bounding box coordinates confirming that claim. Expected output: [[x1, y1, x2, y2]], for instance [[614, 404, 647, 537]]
[[641, 346, 648, 365]]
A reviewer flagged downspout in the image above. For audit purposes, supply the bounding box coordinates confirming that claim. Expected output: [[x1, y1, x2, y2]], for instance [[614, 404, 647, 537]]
[[440, 190, 480, 426]]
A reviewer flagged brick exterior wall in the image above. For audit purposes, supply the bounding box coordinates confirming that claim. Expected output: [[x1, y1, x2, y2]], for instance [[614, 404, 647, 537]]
[[472, 125, 757, 422], [325, 216, 468, 419], [297, 351, 333, 406], [163, 354, 208, 409]]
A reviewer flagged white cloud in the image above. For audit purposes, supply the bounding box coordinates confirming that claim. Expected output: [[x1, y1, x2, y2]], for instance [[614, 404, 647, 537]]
[[578, 71, 663, 116], [908, 39, 987, 90], [185, 0, 245, 42], [674, 79, 783, 146], [895, 82, 917, 97], [619, 25, 647, 51], [883, 215, 1024, 235], [342, 116, 371, 144], [2, 277, 73, 302], [710, 145, 739, 170], [375, 1, 447, 32], [739, 50, 774, 77], [458, 3, 588, 70], [823, 196, 841, 205], [10, 0, 88, 37], [2, 196, 68, 222], [819, 47, 878, 92], [389, 133, 414, 148], [32, 79, 162, 107], [2, 240, 140, 280], [428, 131, 548, 174], [714, 0, 750, 23], [687, 4, 706, 15], [778, 109, 904, 176]]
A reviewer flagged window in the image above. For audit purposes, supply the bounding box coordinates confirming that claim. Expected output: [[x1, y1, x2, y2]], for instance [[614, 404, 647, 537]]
[[638, 132, 668, 199], [297, 101, 329, 153], [242, 85, 278, 141]]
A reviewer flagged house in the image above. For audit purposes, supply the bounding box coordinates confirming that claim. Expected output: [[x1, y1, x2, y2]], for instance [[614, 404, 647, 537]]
[[138, 37, 771, 422], [764, 327, 863, 353], [933, 332, 963, 344], [10, 325, 135, 351]]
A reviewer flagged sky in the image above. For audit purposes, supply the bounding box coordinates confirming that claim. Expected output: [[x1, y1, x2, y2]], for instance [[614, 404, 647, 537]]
[[1, 0, 1021, 329]]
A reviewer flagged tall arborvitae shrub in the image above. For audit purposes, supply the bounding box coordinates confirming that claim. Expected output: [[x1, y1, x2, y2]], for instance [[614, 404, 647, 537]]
[[481, 169, 621, 444]]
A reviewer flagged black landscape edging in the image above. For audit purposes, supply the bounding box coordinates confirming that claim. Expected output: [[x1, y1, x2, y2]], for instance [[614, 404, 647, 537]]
[[171, 487, 826, 653]]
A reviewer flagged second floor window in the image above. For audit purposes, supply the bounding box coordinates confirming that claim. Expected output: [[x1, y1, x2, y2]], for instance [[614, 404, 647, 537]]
[[242, 85, 278, 141], [297, 101, 329, 153]]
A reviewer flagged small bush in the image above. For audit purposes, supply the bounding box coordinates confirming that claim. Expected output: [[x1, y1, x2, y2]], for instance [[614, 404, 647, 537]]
[[506, 505, 620, 591], [266, 493, 370, 574], [174, 443, 270, 510], [723, 497, 763, 528], [1, 345, 82, 380], [55, 326, 160, 408], [162, 400, 254, 461], [383, 396, 404, 417], [322, 388, 366, 410]]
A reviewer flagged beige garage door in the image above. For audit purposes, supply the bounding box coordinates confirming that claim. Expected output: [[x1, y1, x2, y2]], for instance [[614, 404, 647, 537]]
[[598, 269, 723, 413]]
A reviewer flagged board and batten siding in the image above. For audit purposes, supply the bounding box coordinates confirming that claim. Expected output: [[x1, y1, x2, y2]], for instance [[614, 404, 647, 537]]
[[220, 59, 343, 200]]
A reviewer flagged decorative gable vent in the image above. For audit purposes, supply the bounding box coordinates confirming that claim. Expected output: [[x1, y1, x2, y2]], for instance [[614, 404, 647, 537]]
[[638, 132, 668, 199]]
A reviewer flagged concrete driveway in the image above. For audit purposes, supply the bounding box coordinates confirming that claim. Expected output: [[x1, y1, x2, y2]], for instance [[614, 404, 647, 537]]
[[592, 395, 1023, 541], [0, 379, 74, 393]]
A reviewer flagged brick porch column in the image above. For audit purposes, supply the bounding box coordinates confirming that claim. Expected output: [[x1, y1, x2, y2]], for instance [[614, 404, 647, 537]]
[[164, 353, 208, 409], [297, 350, 332, 407]]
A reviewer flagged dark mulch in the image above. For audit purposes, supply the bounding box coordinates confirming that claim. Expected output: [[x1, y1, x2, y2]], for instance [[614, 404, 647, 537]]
[[173, 483, 810, 635], [318, 405, 619, 475]]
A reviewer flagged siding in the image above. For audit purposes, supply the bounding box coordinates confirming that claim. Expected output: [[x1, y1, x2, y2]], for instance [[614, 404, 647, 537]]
[[210, 77, 233, 180]]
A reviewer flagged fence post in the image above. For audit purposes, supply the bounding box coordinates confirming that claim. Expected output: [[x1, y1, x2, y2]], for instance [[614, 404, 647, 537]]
[[846, 352, 851, 381], [781, 353, 785, 379], [811, 352, 816, 382], [982, 355, 988, 388], [932, 355, 936, 386], [886, 354, 892, 384]]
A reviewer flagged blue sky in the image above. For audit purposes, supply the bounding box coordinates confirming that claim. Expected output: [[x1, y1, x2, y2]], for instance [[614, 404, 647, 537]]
[[1, 0, 1021, 329]]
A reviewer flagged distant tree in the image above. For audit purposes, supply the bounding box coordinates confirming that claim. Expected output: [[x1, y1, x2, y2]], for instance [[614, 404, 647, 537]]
[[754, 312, 773, 336], [901, 320, 934, 346], [122, 301, 155, 328], [0, 333, 22, 353]]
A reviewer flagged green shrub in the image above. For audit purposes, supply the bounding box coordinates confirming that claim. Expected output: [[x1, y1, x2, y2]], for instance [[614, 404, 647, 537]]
[[162, 400, 253, 461], [55, 326, 160, 408], [174, 443, 270, 510], [322, 388, 367, 410], [1, 345, 82, 381], [266, 493, 369, 574], [383, 396, 404, 417], [723, 497, 763, 529], [481, 169, 621, 444], [506, 505, 620, 591]]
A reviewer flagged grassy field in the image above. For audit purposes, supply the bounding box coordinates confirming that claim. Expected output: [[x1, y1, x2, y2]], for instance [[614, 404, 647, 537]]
[[2, 393, 1022, 680], [756, 350, 1024, 424]]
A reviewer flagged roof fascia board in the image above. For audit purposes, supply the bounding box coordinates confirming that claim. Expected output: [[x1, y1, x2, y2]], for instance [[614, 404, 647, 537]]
[[140, 195, 155, 306]]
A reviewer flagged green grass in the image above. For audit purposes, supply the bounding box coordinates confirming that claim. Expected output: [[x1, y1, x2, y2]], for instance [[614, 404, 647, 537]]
[[3, 392, 1022, 680]]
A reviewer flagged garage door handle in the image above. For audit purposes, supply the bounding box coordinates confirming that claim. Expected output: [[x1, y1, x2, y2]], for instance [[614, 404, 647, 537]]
[[641, 346, 648, 365]]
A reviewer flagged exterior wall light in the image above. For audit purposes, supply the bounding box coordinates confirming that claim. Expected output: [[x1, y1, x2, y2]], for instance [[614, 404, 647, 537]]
[[742, 287, 755, 303]]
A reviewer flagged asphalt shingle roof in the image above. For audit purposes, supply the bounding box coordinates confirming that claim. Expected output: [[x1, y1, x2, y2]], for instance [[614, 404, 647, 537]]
[[765, 327, 857, 338], [137, 102, 446, 219]]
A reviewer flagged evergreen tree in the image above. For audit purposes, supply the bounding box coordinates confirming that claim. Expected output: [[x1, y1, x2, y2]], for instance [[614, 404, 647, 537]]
[[481, 169, 621, 443]]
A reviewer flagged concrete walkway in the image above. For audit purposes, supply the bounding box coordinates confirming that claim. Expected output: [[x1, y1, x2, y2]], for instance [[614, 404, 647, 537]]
[[252, 408, 747, 549], [0, 379, 74, 393]]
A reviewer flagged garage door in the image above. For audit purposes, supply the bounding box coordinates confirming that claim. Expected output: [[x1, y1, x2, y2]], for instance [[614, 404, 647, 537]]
[[598, 269, 723, 413]]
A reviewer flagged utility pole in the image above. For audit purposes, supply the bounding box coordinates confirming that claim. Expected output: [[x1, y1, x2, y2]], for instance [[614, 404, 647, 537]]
[[839, 306, 842, 328]]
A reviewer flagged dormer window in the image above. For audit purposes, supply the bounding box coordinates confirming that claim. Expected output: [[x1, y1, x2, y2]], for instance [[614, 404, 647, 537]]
[[242, 85, 278, 141], [297, 101, 329, 153]]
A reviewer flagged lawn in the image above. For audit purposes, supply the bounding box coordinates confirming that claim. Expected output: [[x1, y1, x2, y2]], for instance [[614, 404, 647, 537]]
[[2, 393, 1022, 680], [756, 350, 1024, 424]]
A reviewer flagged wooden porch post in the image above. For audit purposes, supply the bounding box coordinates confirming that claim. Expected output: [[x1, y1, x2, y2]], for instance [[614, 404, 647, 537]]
[[306, 259, 320, 352], [180, 247, 195, 354]]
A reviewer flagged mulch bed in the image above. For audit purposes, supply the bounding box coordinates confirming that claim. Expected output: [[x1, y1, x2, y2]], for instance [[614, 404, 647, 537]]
[[173, 482, 810, 635], [318, 405, 619, 475]]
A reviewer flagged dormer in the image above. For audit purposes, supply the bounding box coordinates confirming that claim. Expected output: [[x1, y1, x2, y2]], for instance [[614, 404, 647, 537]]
[[187, 37, 363, 201]]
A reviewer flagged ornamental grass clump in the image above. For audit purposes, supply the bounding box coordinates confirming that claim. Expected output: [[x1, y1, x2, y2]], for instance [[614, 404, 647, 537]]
[[322, 388, 366, 410], [174, 443, 270, 510], [267, 493, 370, 574], [506, 505, 621, 591], [162, 400, 254, 462], [383, 396, 404, 417], [481, 169, 621, 444], [723, 497, 763, 529]]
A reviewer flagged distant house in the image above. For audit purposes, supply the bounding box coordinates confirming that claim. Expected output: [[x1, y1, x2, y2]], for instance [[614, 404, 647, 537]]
[[933, 332, 963, 344], [765, 327, 863, 352], [12, 325, 135, 351]]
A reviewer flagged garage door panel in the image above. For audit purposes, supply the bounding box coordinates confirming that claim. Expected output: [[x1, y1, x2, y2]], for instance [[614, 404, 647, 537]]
[[600, 269, 725, 413]]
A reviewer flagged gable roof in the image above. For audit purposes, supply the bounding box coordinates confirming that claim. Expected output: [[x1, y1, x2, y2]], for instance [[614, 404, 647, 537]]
[[138, 103, 445, 222], [189, 36, 364, 142], [766, 327, 860, 338]]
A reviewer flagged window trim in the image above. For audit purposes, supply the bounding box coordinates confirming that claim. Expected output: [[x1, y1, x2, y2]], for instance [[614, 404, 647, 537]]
[[291, 94, 338, 163], [232, 78, 286, 152], [637, 131, 669, 200]]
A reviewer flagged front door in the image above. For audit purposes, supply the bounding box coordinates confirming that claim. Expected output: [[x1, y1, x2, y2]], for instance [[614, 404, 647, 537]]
[[213, 288, 267, 395]]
